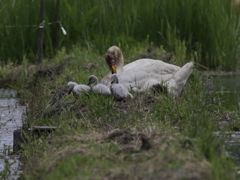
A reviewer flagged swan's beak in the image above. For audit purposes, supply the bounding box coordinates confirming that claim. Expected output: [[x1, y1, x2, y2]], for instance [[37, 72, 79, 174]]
[[110, 65, 116, 74]]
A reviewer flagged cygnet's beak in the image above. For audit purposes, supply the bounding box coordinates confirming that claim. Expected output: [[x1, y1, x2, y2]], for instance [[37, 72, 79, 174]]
[[110, 65, 116, 74], [68, 89, 72, 94]]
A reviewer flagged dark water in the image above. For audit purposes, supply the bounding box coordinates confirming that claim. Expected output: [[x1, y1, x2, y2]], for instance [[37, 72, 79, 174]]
[[210, 74, 240, 171], [0, 90, 26, 179], [215, 132, 240, 167], [210, 74, 240, 110]]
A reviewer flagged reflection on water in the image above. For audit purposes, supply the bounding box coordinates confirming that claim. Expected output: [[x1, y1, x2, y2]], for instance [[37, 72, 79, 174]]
[[0, 89, 26, 179], [210, 74, 240, 110]]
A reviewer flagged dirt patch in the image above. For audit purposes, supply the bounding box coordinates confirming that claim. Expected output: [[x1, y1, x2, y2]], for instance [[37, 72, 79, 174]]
[[32, 62, 66, 87], [107, 129, 136, 144], [103, 129, 211, 180], [151, 84, 168, 95]]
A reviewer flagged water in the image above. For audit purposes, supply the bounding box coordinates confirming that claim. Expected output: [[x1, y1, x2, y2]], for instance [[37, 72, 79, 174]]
[[208, 74, 240, 110], [209, 74, 240, 171], [0, 90, 26, 180], [215, 132, 240, 167]]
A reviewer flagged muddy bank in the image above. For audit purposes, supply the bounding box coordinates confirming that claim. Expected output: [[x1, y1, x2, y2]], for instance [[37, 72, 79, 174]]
[[0, 90, 26, 179]]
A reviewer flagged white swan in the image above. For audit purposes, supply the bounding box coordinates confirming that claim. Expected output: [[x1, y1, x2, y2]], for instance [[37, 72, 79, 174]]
[[88, 75, 111, 95], [111, 74, 133, 101], [67, 82, 90, 97], [101, 46, 194, 96]]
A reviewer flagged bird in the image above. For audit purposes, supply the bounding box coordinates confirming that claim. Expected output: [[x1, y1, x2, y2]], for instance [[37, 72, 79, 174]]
[[67, 82, 90, 103], [100, 46, 194, 96], [110, 74, 133, 102], [67, 82, 78, 94], [88, 75, 111, 95]]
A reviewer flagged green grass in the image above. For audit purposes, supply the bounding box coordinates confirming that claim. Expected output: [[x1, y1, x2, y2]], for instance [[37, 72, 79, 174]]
[[0, 0, 239, 70], [2, 45, 236, 180]]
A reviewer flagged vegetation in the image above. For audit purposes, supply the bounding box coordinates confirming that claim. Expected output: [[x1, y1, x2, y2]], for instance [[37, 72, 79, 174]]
[[0, 45, 236, 179], [0, 0, 240, 70], [0, 0, 240, 179]]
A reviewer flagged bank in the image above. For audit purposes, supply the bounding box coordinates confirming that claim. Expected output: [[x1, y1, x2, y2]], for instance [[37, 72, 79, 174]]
[[1, 46, 239, 180]]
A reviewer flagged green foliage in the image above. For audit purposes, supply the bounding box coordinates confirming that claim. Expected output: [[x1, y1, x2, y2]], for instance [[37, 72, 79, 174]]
[[0, 158, 14, 180], [10, 45, 237, 180], [0, 0, 239, 70]]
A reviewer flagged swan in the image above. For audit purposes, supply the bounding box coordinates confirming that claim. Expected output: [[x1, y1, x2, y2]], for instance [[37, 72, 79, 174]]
[[67, 82, 90, 97], [101, 46, 194, 96], [111, 74, 133, 101], [88, 75, 111, 95]]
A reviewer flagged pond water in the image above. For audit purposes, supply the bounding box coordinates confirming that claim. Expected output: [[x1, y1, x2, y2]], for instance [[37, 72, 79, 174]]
[[209, 74, 240, 169], [214, 131, 240, 165], [0, 89, 26, 180], [209, 74, 240, 110]]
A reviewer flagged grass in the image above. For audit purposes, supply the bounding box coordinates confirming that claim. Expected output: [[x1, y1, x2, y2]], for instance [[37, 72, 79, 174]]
[[0, 0, 239, 70], [1, 44, 237, 179]]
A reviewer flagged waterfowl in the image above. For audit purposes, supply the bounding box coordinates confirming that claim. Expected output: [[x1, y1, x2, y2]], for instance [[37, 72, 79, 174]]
[[67, 82, 78, 94], [111, 74, 133, 101], [88, 75, 111, 95], [67, 81, 90, 97], [101, 46, 194, 96]]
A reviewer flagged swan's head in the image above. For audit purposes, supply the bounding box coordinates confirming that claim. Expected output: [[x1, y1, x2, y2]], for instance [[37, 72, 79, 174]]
[[67, 82, 78, 94], [88, 75, 98, 86], [105, 46, 123, 74], [111, 74, 119, 84]]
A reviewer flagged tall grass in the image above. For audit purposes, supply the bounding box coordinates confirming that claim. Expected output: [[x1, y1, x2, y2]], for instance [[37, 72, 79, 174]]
[[0, 0, 239, 70]]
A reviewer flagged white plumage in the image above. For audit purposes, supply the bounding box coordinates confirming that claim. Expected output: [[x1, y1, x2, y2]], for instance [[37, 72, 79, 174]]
[[101, 46, 194, 96]]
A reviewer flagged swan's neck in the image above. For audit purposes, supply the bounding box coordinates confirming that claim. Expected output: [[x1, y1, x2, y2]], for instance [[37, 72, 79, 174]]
[[116, 55, 124, 74]]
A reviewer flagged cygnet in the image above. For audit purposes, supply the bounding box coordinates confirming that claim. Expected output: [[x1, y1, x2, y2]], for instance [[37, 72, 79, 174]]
[[110, 74, 133, 101], [88, 75, 111, 95]]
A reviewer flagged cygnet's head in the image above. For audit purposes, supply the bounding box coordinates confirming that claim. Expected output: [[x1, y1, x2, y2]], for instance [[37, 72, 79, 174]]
[[67, 82, 78, 94], [111, 74, 119, 84], [88, 75, 99, 86]]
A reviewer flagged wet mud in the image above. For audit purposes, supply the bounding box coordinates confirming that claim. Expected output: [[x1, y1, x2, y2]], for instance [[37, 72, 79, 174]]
[[0, 90, 26, 179]]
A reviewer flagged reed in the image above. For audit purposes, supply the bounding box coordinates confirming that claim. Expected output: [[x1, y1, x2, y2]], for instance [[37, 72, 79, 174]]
[[0, 0, 239, 69]]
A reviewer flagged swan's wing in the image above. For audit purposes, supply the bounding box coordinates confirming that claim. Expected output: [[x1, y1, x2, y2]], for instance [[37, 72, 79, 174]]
[[166, 62, 194, 96], [123, 59, 181, 75], [119, 59, 180, 92], [173, 62, 194, 85], [100, 72, 111, 87], [101, 59, 182, 91]]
